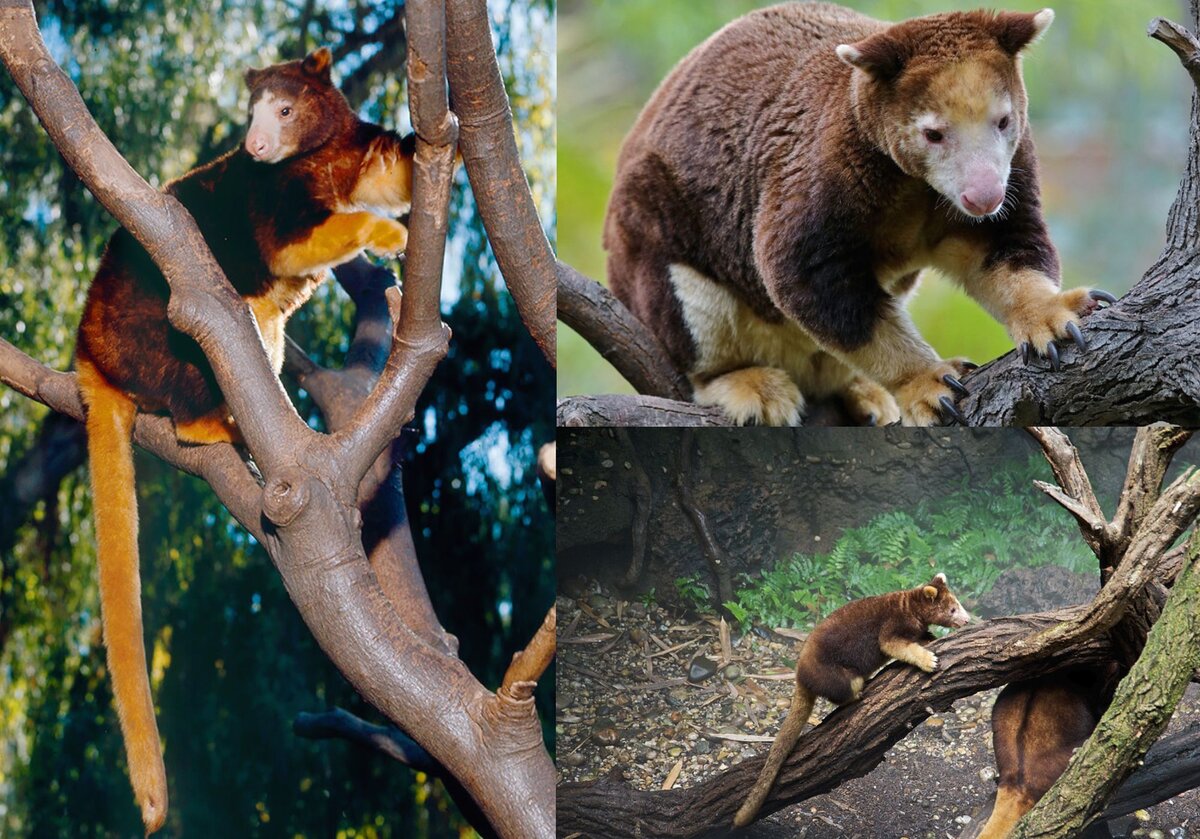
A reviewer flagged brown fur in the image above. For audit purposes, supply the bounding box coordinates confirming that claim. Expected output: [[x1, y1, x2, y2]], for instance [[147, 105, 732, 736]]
[[606, 3, 1091, 426], [733, 574, 970, 827], [978, 666, 1118, 838], [75, 48, 415, 834]]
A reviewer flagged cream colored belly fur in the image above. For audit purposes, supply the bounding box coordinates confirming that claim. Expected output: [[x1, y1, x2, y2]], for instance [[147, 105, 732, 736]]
[[669, 264, 899, 426]]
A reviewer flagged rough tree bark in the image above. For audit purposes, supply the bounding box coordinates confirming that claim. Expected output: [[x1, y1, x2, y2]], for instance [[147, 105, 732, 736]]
[[1013, 532, 1200, 838], [556, 10, 1200, 427], [556, 425, 1200, 837], [0, 2, 555, 837]]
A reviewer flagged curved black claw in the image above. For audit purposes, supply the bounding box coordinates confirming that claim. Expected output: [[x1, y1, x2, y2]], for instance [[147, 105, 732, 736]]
[[961, 361, 980, 371], [1089, 289, 1117, 306], [1066, 321, 1087, 351], [938, 395, 967, 426], [1020, 341, 1032, 366], [1046, 342, 1061, 372], [942, 374, 970, 397]]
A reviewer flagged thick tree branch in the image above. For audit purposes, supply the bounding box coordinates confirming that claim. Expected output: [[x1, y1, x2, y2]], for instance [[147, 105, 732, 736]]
[[327, 1, 455, 489], [557, 608, 1112, 837], [445, 0, 555, 365], [557, 394, 735, 427], [557, 261, 688, 400]]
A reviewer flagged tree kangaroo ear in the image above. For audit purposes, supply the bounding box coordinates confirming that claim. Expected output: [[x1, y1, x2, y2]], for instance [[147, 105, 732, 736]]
[[301, 47, 333, 84], [923, 585, 938, 600], [991, 8, 1055, 55], [243, 67, 263, 89], [835, 32, 909, 81]]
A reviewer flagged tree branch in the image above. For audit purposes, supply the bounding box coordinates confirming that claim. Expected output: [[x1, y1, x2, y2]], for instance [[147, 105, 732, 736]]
[[557, 608, 1113, 837], [445, 0, 555, 365], [499, 605, 556, 701], [557, 261, 688, 399]]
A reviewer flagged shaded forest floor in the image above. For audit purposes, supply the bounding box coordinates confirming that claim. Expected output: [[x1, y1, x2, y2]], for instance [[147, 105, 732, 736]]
[[556, 580, 1200, 838]]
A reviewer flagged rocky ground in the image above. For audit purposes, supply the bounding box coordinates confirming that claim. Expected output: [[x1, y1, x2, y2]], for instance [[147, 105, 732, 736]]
[[556, 582, 1200, 839]]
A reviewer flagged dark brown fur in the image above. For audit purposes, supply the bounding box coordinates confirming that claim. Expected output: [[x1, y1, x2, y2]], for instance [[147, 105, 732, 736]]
[[75, 48, 414, 833], [734, 574, 970, 827], [978, 666, 1119, 838], [606, 3, 1064, 424]]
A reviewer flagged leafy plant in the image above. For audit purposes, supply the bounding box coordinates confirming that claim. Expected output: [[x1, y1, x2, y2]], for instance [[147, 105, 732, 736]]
[[674, 574, 711, 612], [725, 455, 1095, 629]]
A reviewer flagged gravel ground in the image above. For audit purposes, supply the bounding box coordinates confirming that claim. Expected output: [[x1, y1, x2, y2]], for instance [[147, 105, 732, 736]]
[[556, 585, 1200, 839]]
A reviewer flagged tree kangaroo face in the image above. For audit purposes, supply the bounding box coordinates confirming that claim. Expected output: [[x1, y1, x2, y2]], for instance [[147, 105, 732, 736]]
[[838, 8, 1054, 219]]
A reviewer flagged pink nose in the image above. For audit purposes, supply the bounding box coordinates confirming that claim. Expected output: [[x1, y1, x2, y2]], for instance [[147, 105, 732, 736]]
[[961, 188, 1005, 217], [245, 133, 270, 159]]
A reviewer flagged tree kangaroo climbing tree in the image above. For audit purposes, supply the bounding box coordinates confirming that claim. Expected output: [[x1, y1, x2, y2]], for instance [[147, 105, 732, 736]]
[[0, 1, 555, 836], [556, 423, 1200, 837], [557, 6, 1200, 428]]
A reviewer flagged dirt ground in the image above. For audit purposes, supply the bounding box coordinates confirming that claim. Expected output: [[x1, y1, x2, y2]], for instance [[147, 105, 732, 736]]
[[556, 584, 1200, 839]]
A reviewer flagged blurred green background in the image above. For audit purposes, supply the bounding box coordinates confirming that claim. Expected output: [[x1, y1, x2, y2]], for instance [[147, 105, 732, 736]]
[[558, 0, 1191, 398], [0, 0, 554, 836]]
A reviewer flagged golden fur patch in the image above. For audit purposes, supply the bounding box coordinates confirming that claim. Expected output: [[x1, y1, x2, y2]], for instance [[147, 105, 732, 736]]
[[245, 272, 326, 374], [668, 264, 881, 423], [349, 136, 414, 214], [175, 411, 242, 445], [270, 212, 406, 277], [693, 366, 803, 426], [978, 786, 1037, 839], [880, 637, 938, 672]]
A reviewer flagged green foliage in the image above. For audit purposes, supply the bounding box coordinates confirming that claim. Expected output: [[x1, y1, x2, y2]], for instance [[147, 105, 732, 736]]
[[674, 574, 711, 613], [639, 587, 657, 609], [558, 0, 1190, 397], [721, 456, 1093, 629]]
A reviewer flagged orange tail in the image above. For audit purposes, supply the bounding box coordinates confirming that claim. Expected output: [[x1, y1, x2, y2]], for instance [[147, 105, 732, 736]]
[[733, 683, 816, 828], [78, 357, 168, 834], [977, 786, 1035, 839]]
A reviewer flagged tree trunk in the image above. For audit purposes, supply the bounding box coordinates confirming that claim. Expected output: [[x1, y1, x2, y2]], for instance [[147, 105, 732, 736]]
[[1013, 532, 1200, 838]]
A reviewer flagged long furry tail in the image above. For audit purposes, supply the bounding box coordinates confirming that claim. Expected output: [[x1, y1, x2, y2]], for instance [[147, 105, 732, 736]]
[[79, 356, 168, 834], [733, 683, 816, 828]]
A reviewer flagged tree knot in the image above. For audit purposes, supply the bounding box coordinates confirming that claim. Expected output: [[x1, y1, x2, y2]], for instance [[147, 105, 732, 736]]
[[262, 474, 311, 526]]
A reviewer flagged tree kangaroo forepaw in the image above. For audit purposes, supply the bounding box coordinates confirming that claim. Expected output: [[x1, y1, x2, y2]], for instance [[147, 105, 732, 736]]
[[366, 218, 408, 257], [1012, 287, 1115, 369]]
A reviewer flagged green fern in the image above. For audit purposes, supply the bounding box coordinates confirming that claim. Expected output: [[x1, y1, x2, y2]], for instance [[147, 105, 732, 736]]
[[718, 455, 1098, 629]]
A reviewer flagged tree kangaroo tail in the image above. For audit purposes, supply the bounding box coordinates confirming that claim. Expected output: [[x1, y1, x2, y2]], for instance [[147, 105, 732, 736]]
[[733, 682, 816, 828], [78, 356, 168, 835]]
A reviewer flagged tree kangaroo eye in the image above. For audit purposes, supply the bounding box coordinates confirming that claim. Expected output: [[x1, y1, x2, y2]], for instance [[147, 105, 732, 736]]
[[281, 106, 292, 117]]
